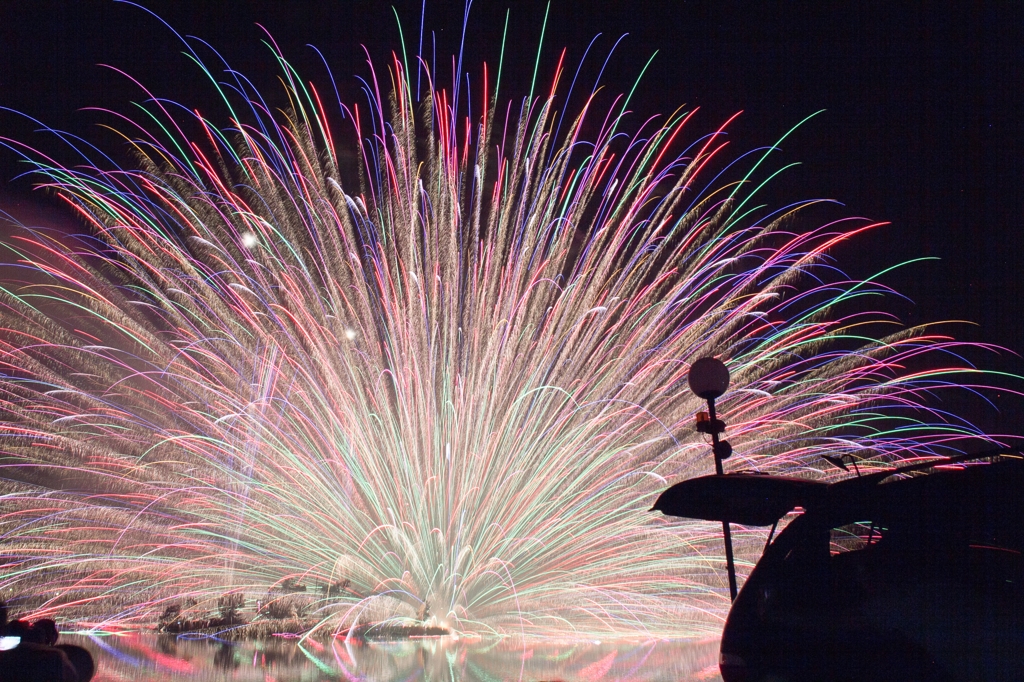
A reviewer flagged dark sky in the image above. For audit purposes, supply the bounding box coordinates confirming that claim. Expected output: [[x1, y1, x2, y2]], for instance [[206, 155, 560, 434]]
[[1, 1, 1022, 433]]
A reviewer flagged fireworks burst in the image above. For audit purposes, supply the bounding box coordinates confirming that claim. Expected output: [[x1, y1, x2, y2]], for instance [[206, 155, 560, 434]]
[[0, 14, 1012, 638]]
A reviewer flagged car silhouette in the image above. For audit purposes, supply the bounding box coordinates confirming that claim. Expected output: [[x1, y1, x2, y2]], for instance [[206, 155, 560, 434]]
[[653, 450, 1023, 682]]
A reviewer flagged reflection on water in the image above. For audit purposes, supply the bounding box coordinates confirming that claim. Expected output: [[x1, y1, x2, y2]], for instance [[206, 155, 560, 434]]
[[65, 632, 722, 681]]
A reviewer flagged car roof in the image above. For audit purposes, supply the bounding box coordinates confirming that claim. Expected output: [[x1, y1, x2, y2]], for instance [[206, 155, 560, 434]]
[[653, 449, 1023, 527]]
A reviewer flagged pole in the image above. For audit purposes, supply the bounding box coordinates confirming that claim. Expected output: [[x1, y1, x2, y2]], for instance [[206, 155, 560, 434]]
[[707, 397, 738, 601]]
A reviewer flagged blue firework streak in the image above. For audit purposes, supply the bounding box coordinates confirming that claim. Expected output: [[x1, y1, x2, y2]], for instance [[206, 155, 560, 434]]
[[0, 13, 1016, 639]]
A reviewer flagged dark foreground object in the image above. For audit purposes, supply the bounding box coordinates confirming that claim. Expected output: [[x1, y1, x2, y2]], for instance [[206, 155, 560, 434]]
[[0, 610, 95, 682], [0, 643, 95, 682], [655, 451, 1024, 682]]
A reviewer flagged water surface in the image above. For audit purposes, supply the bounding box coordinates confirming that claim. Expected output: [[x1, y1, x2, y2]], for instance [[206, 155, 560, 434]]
[[66, 633, 723, 681]]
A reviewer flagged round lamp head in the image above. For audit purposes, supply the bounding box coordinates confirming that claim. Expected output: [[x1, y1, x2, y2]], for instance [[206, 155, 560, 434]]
[[688, 357, 730, 400]]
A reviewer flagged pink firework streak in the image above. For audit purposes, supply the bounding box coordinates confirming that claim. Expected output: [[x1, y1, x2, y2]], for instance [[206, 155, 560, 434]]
[[0, 14, 1018, 640]]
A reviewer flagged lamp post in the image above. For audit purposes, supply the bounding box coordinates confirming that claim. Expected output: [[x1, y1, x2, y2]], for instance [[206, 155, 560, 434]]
[[688, 357, 738, 601]]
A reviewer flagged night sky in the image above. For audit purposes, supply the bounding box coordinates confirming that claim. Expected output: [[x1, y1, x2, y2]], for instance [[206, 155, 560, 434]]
[[2, 0, 1022, 434]]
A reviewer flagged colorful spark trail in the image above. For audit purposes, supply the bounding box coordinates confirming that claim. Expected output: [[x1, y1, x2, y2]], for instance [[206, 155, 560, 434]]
[[0, 17, 1015, 639]]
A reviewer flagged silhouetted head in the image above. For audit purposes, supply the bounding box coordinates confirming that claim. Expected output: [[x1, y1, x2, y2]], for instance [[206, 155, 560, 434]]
[[34, 618, 59, 645], [7, 619, 37, 642], [0, 601, 7, 631]]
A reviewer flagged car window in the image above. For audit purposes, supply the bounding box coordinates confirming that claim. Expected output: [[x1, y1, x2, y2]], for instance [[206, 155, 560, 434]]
[[830, 521, 882, 555]]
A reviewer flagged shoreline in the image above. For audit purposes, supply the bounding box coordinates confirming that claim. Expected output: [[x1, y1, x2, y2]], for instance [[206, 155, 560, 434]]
[[154, 619, 452, 641]]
